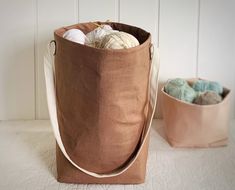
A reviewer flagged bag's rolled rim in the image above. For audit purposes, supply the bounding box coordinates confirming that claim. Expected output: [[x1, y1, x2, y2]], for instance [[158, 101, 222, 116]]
[[54, 21, 152, 54], [161, 78, 231, 108]]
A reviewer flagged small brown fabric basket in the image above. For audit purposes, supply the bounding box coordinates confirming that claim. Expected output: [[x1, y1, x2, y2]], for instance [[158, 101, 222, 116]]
[[161, 78, 231, 148], [44, 22, 160, 184]]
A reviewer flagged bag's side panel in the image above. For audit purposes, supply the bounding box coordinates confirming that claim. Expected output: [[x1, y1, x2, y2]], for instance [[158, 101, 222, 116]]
[[54, 22, 152, 174]]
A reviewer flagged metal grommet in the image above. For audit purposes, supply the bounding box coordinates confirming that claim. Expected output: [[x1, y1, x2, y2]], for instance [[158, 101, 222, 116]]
[[49, 40, 56, 55], [150, 44, 154, 60]]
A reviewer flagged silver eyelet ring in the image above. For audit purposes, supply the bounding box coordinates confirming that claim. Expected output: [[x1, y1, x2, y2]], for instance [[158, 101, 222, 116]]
[[49, 40, 56, 56]]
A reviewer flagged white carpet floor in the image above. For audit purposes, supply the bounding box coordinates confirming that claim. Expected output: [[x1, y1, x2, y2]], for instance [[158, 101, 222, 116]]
[[0, 119, 235, 190]]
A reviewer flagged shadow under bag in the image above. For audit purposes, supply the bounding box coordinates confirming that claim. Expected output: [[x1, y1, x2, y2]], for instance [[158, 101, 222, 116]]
[[44, 22, 160, 184]]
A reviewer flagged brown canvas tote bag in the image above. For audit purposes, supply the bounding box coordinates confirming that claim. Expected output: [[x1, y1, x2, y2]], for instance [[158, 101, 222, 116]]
[[44, 22, 160, 184], [161, 78, 231, 148]]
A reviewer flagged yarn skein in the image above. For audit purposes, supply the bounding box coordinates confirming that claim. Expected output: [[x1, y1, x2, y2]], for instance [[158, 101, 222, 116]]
[[63, 29, 87, 44], [192, 80, 223, 94], [165, 78, 197, 103], [194, 91, 222, 105], [97, 31, 139, 49], [85, 24, 117, 47]]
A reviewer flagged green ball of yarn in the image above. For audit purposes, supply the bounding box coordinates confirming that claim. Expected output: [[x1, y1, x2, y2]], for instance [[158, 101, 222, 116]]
[[192, 80, 223, 94], [194, 91, 222, 105], [165, 78, 197, 103]]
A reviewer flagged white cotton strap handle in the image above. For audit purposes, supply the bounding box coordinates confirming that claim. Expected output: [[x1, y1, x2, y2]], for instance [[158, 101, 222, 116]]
[[44, 43, 160, 178]]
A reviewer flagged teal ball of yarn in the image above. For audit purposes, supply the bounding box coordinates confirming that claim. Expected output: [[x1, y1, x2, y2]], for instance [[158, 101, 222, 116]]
[[192, 80, 223, 94], [165, 78, 197, 103]]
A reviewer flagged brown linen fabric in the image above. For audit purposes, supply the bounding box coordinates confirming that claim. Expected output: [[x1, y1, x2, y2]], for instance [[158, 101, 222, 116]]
[[161, 79, 231, 148], [56, 134, 150, 184], [53, 22, 152, 183]]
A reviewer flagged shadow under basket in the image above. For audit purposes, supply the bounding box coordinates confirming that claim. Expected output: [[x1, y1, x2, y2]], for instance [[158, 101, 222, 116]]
[[161, 80, 231, 148]]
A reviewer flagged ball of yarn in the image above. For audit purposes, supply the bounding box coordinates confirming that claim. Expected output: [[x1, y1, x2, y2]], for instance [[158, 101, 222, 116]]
[[165, 78, 197, 103], [192, 80, 223, 94], [194, 91, 222, 105], [85, 24, 117, 47], [98, 31, 139, 49], [63, 29, 86, 44]]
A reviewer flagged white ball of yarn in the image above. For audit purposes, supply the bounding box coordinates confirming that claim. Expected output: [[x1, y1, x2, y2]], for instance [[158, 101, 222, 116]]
[[85, 25, 117, 47], [98, 31, 139, 49], [63, 29, 86, 44]]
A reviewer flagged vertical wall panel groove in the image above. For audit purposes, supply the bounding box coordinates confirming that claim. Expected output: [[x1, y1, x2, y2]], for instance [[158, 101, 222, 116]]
[[33, 0, 37, 119], [195, 0, 201, 78], [115, 0, 121, 22], [155, 0, 161, 118], [34, 0, 38, 119], [157, 0, 161, 48], [76, 0, 79, 23]]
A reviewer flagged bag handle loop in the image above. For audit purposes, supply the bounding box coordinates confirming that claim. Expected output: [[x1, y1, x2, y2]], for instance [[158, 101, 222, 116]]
[[44, 42, 160, 178]]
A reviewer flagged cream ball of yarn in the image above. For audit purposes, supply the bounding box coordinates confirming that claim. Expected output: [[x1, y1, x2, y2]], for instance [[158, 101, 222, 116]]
[[98, 31, 139, 49], [85, 25, 117, 47], [63, 29, 86, 44]]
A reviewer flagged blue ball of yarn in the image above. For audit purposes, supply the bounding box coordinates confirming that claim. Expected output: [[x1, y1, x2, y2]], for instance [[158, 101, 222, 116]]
[[165, 78, 197, 103], [192, 80, 223, 94]]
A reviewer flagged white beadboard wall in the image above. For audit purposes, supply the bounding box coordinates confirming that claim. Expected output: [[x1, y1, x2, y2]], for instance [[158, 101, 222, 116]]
[[0, 0, 234, 120]]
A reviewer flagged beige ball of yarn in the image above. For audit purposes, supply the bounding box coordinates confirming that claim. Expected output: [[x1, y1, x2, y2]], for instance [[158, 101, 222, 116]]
[[85, 24, 116, 47], [193, 91, 222, 105], [98, 31, 140, 49]]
